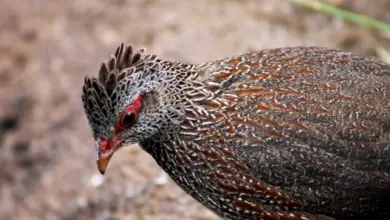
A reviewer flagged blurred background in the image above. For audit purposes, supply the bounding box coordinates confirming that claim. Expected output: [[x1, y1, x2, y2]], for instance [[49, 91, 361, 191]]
[[0, 0, 389, 219]]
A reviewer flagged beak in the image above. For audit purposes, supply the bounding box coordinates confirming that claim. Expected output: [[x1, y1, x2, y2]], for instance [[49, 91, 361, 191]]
[[97, 151, 112, 175], [96, 137, 123, 175]]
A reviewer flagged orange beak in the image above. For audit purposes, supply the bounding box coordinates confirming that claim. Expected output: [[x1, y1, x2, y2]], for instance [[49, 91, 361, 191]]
[[96, 137, 123, 175], [97, 152, 113, 175]]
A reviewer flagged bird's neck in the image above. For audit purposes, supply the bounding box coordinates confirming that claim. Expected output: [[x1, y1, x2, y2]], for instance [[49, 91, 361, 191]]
[[140, 136, 239, 218]]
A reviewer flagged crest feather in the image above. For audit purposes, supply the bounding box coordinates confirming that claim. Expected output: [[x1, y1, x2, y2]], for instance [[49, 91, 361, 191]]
[[98, 43, 146, 95]]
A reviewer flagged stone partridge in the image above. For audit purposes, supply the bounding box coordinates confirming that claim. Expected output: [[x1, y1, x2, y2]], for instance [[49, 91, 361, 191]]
[[82, 43, 390, 219]]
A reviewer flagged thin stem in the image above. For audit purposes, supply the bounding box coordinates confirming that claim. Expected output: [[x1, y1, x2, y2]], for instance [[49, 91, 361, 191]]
[[286, 0, 390, 33]]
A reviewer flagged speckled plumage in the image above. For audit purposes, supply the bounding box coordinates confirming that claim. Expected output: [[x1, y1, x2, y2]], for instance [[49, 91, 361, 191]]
[[82, 43, 390, 220]]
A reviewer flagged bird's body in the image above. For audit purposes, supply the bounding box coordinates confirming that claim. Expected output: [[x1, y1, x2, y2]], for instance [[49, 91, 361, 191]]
[[82, 44, 390, 220]]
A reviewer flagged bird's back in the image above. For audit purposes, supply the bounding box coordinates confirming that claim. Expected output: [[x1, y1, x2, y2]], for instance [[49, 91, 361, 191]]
[[157, 47, 390, 219]]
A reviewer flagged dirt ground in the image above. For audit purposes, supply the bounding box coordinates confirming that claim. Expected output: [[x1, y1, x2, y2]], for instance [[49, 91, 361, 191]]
[[0, 0, 389, 220]]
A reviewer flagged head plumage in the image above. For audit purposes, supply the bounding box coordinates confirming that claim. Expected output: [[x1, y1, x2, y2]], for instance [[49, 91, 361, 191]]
[[82, 42, 198, 143], [82, 43, 156, 138]]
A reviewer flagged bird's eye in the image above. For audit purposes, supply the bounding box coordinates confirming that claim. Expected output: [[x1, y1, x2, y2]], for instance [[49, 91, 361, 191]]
[[121, 110, 137, 128], [115, 95, 144, 133]]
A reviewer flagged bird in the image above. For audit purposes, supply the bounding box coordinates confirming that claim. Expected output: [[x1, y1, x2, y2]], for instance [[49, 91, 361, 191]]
[[82, 43, 390, 220]]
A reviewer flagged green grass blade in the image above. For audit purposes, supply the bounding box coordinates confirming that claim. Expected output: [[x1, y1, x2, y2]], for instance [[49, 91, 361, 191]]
[[286, 0, 390, 33]]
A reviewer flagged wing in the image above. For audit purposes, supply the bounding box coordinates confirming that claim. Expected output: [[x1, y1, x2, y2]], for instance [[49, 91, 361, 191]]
[[190, 47, 390, 217]]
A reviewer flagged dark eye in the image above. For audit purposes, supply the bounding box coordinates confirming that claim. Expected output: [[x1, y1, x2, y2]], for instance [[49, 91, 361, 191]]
[[115, 95, 144, 133], [121, 110, 137, 128]]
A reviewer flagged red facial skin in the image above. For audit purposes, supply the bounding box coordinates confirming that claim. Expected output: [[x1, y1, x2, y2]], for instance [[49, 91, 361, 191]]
[[96, 95, 143, 174]]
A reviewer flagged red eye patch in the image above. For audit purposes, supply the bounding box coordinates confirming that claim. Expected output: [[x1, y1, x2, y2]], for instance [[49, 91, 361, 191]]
[[100, 139, 110, 153], [115, 95, 143, 133]]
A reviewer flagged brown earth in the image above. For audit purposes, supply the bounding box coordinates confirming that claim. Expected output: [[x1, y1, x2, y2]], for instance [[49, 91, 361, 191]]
[[0, 0, 389, 219]]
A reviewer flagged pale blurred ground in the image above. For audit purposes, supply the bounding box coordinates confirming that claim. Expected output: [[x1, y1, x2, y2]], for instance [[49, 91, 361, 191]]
[[0, 0, 389, 220]]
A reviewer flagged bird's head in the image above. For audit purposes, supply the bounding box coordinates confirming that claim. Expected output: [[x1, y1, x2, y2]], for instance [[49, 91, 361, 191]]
[[82, 43, 196, 174]]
